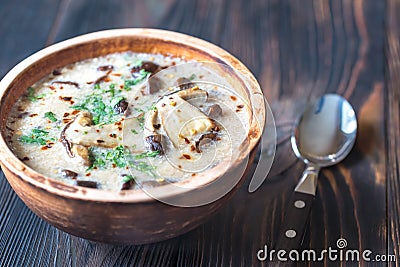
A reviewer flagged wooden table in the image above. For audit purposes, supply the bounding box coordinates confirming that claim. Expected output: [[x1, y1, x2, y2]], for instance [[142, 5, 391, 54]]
[[0, 0, 398, 266]]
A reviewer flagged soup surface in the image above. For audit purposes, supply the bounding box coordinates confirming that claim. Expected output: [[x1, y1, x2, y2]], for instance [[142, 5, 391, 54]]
[[5, 52, 250, 191]]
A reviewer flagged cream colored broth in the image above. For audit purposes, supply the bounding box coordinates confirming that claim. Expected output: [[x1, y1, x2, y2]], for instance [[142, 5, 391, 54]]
[[5, 52, 250, 191]]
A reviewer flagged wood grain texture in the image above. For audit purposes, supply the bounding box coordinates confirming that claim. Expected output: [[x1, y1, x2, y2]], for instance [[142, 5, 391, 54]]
[[0, 0, 395, 266], [0, 0, 61, 77], [386, 0, 400, 264]]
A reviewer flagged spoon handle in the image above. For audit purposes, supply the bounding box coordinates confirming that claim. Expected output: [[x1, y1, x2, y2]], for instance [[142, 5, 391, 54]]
[[271, 166, 319, 265], [275, 191, 314, 251]]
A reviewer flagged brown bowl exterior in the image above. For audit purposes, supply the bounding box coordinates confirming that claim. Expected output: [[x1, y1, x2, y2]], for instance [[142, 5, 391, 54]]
[[2, 148, 258, 244], [0, 29, 265, 244]]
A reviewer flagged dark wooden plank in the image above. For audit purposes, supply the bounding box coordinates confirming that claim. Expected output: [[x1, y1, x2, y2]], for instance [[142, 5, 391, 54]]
[[212, 1, 387, 266], [51, 0, 228, 45], [386, 0, 400, 264], [51, 0, 176, 43], [0, 0, 66, 266], [0, 0, 61, 77]]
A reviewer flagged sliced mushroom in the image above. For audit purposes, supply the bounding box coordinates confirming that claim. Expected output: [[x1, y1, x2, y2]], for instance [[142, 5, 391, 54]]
[[175, 77, 194, 90], [71, 144, 91, 166], [59, 169, 78, 179], [97, 65, 114, 72], [61, 111, 148, 165], [63, 112, 122, 148], [144, 109, 159, 132], [120, 174, 136, 190], [131, 61, 161, 77], [121, 180, 135, 190], [195, 132, 218, 153], [204, 104, 222, 119], [52, 69, 62, 76], [136, 61, 159, 73], [144, 135, 164, 154], [145, 76, 164, 95], [114, 99, 128, 114], [76, 180, 98, 188], [146, 88, 215, 148], [76, 111, 92, 126], [93, 75, 109, 85], [176, 86, 208, 101], [52, 81, 79, 88]]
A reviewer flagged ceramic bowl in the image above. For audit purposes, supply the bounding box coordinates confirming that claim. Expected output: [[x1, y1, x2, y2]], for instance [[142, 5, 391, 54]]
[[0, 29, 265, 244]]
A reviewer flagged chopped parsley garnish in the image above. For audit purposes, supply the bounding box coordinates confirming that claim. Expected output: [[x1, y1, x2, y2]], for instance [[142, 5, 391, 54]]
[[136, 114, 145, 129], [130, 161, 155, 174], [189, 73, 196, 80], [109, 96, 125, 108], [134, 150, 161, 159], [88, 145, 127, 170], [71, 95, 125, 125], [88, 145, 156, 176], [94, 83, 101, 90], [44, 111, 57, 122], [124, 69, 150, 91], [107, 84, 116, 97], [19, 128, 54, 145], [106, 145, 126, 168], [26, 87, 46, 102], [131, 129, 138, 134]]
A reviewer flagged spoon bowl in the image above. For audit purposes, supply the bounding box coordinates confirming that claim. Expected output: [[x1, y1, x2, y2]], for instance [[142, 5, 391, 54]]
[[292, 94, 357, 167]]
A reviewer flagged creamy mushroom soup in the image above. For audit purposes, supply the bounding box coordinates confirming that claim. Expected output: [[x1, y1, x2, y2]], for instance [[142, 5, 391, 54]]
[[5, 52, 251, 191]]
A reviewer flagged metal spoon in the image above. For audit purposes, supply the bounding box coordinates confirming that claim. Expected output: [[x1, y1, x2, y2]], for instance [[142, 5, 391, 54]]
[[274, 94, 357, 251]]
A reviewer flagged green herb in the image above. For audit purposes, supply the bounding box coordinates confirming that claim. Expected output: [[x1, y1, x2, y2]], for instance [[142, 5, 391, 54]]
[[26, 87, 46, 102], [136, 114, 145, 129], [44, 111, 57, 122], [89, 152, 106, 169], [134, 150, 161, 159], [124, 69, 150, 91], [122, 175, 135, 183], [110, 96, 125, 108], [83, 131, 88, 135], [88, 145, 156, 176], [106, 145, 126, 168], [88, 145, 127, 170], [130, 161, 155, 175], [19, 128, 53, 145], [94, 83, 101, 90], [107, 84, 116, 97], [72, 95, 124, 125], [189, 73, 196, 80], [131, 129, 138, 134]]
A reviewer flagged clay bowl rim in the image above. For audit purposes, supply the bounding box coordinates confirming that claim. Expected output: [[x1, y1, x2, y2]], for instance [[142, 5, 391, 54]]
[[0, 28, 265, 203]]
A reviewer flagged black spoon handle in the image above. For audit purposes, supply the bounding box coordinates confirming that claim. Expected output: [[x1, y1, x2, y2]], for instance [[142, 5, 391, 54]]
[[270, 166, 319, 266], [276, 191, 314, 250]]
